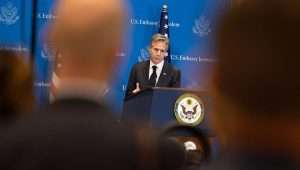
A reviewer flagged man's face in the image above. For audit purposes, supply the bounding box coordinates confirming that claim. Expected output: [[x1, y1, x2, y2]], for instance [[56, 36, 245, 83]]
[[149, 41, 168, 64]]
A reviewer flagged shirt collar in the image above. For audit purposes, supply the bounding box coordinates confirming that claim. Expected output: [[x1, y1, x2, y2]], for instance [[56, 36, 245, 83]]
[[150, 60, 164, 71]]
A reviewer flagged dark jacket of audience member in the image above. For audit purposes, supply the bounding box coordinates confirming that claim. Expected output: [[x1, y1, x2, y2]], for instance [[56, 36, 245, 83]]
[[0, 98, 137, 170]]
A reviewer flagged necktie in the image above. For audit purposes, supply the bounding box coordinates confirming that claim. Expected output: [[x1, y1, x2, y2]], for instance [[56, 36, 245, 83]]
[[149, 65, 157, 87]]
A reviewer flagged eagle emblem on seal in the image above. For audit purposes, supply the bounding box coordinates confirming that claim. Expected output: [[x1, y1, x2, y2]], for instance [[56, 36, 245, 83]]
[[174, 93, 204, 126]]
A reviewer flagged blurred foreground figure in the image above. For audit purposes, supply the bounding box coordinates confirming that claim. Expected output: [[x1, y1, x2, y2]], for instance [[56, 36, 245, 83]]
[[205, 1, 300, 170], [0, 1, 138, 170], [161, 124, 211, 170], [0, 50, 33, 125], [135, 125, 186, 170]]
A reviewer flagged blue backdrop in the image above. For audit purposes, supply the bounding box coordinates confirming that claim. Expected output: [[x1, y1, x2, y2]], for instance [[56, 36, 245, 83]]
[[0, 0, 230, 117], [0, 0, 32, 60]]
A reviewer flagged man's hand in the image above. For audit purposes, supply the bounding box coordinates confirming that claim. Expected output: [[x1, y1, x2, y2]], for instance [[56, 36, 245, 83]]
[[132, 82, 141, 94]]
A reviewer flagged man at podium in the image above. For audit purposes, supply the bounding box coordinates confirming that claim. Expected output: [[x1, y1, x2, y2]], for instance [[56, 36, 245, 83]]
[[125, 33, 181, 98]]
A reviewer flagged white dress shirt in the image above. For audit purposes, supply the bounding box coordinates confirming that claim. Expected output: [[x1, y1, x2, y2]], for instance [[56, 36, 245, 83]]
[[149, 60, 164, 84]]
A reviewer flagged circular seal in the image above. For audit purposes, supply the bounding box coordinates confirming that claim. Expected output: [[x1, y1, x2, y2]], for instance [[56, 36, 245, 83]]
[[174, 93, 205, 126]]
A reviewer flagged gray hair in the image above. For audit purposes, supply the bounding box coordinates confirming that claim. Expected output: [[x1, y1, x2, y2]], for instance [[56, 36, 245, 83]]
[[150, 33, 169, 47]]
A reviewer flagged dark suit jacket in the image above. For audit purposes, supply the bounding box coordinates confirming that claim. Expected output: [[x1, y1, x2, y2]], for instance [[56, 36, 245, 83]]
[[202, 152, 300, 170], [125, 60, 181, 98], [0, 98, 137, 170]]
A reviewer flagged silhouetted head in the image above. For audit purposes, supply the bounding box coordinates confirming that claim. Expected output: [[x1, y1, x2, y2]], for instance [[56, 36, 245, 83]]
[[48, 0, 126, 84], [211, 0, 300, 152], [0, 50, 33, 123]]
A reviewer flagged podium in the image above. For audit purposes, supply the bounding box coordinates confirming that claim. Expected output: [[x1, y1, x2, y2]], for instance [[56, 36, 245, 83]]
[[122, 87, 212, 134]]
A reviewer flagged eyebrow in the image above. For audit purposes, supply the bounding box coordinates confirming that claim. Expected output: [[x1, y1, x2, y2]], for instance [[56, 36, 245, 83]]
[[153, 48, 166, 51]]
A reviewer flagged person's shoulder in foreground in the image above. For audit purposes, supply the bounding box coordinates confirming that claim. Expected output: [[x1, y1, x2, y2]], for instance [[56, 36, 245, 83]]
[[205, 0, 300, 170], [0, 0, 138, 170]]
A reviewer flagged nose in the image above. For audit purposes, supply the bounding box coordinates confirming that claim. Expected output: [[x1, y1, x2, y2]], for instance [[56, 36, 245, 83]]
[[157, 50, 162, 55]]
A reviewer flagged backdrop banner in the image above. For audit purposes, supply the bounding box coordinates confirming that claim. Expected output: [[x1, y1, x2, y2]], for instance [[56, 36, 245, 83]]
[[107, 0, 229, 116], [0, 0, 33, 59]]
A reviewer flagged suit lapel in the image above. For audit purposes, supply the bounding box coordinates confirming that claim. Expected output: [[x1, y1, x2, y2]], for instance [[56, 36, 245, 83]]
[[156, 62, 169, 87], [143, 60, 150, 81]]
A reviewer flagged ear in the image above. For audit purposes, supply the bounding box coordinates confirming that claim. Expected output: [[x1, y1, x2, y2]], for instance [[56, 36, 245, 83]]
[[147, 46, 152, 57], [164, 52, 168, 57]]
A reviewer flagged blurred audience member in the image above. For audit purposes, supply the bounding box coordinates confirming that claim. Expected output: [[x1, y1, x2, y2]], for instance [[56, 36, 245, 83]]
[[205, 1, 300, 170], [0, 0, 139, 170], [135, 125, 186, 170], [161, 124, 211, 170], [0, 50, 33, 125]]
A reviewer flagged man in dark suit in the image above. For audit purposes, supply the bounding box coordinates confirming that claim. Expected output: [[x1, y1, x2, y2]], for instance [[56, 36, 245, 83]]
[[204, 1, 300, 170], [0, 0, 138, 169], [125, 33, 181, 98]]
